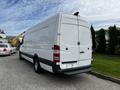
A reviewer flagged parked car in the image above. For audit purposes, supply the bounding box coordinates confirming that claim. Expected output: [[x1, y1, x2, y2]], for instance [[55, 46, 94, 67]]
[[0, 43, 16, 55], [19, 13, 92, 75]]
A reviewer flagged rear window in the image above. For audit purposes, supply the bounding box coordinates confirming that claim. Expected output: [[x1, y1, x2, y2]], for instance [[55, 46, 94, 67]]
[[0, 44, 7, 48]]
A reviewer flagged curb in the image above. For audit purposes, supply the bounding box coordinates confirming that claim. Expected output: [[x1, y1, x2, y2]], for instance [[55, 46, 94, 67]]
[[88, 71, 120, 84]]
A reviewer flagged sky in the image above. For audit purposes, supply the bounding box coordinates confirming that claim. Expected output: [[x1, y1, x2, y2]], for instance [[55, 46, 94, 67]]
[[0, 0, 120, 36]]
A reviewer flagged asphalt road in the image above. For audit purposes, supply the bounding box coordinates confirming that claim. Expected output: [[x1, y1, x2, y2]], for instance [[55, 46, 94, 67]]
[[0, 53, 120, 90]]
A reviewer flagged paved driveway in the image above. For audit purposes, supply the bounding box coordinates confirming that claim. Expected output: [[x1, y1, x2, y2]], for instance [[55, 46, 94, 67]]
[[0, 53, 120, 90]]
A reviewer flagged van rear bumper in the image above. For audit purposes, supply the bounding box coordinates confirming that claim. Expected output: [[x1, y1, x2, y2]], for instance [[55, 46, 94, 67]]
[[53, 65, 91, 75]]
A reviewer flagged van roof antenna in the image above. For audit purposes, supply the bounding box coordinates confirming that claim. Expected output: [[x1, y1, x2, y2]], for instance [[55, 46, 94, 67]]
[[73, 12, 79, 16]]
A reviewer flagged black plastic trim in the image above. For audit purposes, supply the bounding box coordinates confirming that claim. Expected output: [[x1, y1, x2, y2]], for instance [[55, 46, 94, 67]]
[[62, 61, 77, 64], [20, 51, 91, 74]]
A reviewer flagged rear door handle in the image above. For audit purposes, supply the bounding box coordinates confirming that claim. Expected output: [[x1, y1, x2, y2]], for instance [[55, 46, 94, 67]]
[[66, 48, 68, 50], [80, 51, 84, 53]]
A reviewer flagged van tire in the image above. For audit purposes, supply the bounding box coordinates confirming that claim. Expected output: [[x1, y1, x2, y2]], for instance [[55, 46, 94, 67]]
[[34, 57, 42, 73], [19, 52, 24, 60]]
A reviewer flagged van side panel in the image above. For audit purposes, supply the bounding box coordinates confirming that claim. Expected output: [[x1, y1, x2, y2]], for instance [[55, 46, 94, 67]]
[[20, 15, 60, 72]]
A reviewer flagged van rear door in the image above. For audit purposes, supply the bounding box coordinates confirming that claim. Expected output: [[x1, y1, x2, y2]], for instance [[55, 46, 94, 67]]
[[78, 26, 92, 61], [59, 14, 92, 69], [60, 23, 79, 63]]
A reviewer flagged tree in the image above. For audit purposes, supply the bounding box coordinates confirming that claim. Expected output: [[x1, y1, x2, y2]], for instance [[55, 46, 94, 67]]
[[96, 29, 106, 53], [116, 28, 120, 54], [108, 25, 118, 54], [90, 25, 96, 50], [116, 27, 120, 45]]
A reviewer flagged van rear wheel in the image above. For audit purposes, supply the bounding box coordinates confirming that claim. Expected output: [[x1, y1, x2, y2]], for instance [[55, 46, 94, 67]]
[[34, 57, 42, 73], [19, 52, 24, 60]]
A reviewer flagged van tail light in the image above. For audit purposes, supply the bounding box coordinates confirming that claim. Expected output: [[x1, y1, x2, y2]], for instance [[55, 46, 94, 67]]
[[3, 48, 7, 52], [53, 45, 60, 62]]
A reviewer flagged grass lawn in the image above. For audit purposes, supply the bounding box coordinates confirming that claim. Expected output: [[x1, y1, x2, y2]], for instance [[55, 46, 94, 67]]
[[92, 53, 120, 79]]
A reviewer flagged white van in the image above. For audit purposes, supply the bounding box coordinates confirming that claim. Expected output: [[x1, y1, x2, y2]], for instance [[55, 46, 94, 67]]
[[19, 13, 92, 75]]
